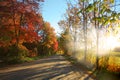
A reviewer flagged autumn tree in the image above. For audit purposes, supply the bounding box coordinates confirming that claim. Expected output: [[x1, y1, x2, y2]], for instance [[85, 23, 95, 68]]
[[38, 22, 58, 56], [58, 2, 82, 57], [0, 0, 44, 46], [0, 0, 44, 62]]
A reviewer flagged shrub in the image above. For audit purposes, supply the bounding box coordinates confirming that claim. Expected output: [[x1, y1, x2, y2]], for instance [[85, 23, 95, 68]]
[[0, 45, 29, 64]]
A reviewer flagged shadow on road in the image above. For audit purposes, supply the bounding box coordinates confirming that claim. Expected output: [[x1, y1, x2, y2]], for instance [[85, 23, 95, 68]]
[[0, 55, 96, 80]]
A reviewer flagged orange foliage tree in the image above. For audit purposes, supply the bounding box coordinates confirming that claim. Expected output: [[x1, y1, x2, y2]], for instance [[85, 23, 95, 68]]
[[0, 0, 58, 62], [38, 22, 58, 55], [0, 0, 45, 62], [0, 0, 44, 47]]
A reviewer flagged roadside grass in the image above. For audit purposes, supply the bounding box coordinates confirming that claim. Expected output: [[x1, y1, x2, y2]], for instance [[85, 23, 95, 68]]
[[0, 54, 55, 68], [63, 53, 120, 80], [63, 54, 94, 72], [24, 54, 55, 62], [95, 69, 120, 80]]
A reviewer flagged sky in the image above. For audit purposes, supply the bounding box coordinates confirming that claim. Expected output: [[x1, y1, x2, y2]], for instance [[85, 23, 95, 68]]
[[41, 0, 120, 35], [42, 0, 68, 34]]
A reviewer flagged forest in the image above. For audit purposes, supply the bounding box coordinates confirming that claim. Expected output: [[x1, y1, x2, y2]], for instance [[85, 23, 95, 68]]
[[0, 0, 120, 80], [0, 0, 58, 63]]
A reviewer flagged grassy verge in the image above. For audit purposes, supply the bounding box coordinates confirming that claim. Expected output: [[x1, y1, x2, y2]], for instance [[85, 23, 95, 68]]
[[0, 54, 55, 68], [95, 69, 120, 80], [63, 54, 93, 68], [63, 54, 120, 80]]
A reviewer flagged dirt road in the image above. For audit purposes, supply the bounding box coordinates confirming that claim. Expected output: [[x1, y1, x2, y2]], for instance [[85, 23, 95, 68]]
[[0, 55, 95, 80]]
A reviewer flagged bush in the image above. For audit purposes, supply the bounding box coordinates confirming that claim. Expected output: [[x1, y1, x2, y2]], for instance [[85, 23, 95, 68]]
[[0, 45, 29, 64], [37, 44, 53, 56]]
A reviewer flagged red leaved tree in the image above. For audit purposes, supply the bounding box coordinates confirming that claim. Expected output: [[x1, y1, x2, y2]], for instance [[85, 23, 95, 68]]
[[0, 0, 44, 47]]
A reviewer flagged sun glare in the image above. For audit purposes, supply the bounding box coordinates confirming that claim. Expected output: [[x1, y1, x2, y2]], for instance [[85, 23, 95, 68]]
[[98, 35, 120, 56], [106, 36, 120, 50]]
